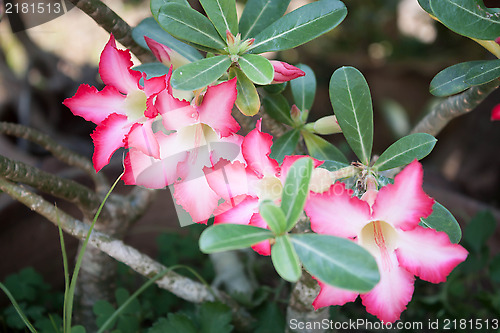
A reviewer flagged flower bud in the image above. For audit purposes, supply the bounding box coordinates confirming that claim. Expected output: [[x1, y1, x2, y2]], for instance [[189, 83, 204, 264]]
[[312, 115, 342, 135], [270, 61, 305, 84], [145, 36, 191, 69]]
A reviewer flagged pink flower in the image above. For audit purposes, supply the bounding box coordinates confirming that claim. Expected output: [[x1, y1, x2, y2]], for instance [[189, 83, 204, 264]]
[[270, 61, 305, 84], [123, 71, 242, 223], [304, 161, 468, 322], [63, 35, 166, 172], [492, 104, 500, 121], [144, 36, 191, 69], [205, 119, 323, 255]]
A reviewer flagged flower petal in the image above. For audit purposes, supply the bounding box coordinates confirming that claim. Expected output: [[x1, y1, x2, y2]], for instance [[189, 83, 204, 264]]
[[90, 113, 131, 172], [492, 104, 500, 121], [372, 160, 434, 231], [99, 35, 142, 94], [63, 85, 126, 124], [205, 160, 251, 201], [197, 78, 240, 137], [126, 119, 160, 159], [396, 226, 468, 283], [242, 119, 280, 177], [213, 195, 259, 224], [278, 155, 322, 183], [305, 183, 371, 238], [210, 133, 245, 165], [249, 213, 271, 256], [312, 280, 359, 310], [360, 252, 415, 323], [161, 105, 198, 131], [123, 132, 187, 188], [173, 174, 221, 223], [270, 60, 305, 84], [145, 36, 191, 69]]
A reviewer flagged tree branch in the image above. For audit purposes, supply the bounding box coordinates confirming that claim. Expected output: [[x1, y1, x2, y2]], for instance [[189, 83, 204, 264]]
[[0, 177, 254, 331], [68, 0, 155, 63], [0, 121, 108, 190], [411, 79, 500, 136], [0, 154, 103, 219]]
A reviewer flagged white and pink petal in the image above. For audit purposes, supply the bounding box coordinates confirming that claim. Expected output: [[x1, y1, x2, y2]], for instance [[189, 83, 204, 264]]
[[312, 280, 359, 310], [242, 119, 280, 177], [213, 195, 259, 225]]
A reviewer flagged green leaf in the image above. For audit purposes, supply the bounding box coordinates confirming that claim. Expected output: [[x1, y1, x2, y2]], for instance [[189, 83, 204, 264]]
[[133, 63, 170, 79], [429, 61, 484, 97], [148, 314, 197, 333], [151, 0, 189, 20], [264, 82, 287, 94], [171, 56, 231, 91], [417, 0, 433, 15], [291, 234, 380, 292], [463, 210, 496, 253], [260, 201, 287, 234], [302, 131, 349, 164], [200, 0, 238, 38], [270, 129, 300, 163], [373, 133, 437, 171], [199, 224, 274, 253], [280, 157, 313, 231], [330, 66, 373, 165], [420, 202, 462, 244], [239, 0, 291, 39], [199, 302, 233, 333], [133, 17, 203, 63], [319, 160, 350, 172], [249, 0, 347, 53], [158, 3, 226, 51], [271, 236, 302, 282], [71, 326, 87, 333], [290, 64, 316, 111], [238, 54, 274, 85], [229, 67, 260, 116], [94, 300, 117, 329], [115, 288, 141, 315], [465, 59, 500, 86], [263, 94, 293, 126], [430, 0, 500, 40], [254, 302, 285, 333]]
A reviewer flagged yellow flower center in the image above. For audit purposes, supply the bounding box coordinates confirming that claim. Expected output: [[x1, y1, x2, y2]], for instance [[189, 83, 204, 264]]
[[123, 90, 147, 122], [257, 176, 283, 202]]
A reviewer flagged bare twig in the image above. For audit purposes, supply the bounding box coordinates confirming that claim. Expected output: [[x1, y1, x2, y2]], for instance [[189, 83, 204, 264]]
[[411, 79, 500, 136], [0, 121, 108, 190], [68, 0, 155, 63]]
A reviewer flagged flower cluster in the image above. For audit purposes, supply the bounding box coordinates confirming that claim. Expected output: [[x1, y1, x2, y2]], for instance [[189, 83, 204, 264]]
[[64, 36, 468, 323]]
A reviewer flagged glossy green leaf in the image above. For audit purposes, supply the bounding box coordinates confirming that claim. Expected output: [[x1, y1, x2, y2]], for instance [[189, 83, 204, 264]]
[[290, 64, 316, 111], [199, 224, 274, 253], [239, 0, 291, 39], [151, 0, 189, 20], [465, 59, 500, 86], [270, 129, 300, 163], [263, 94, 293, 126], [132, 63, 170, 79], [264, 82, 287, 94], [420, 202, 462, 244], [319, 160, 350, 172], [330, 66, 373, 165], [239, 54, 274, 85], [291, 234, 380, 292], [249, 0, 347, 54], [271, 236, 302, 282], [417, 0, 433, 15], [133, 18, 203, 63], [429, 61, 484, 97], [281, 157, 313, 232], [229, 67, 260, 116], [260, 201, 287, 234], [171, 56, 231, 91], [302, 131, 349, 164], [373, 133, 437, 171], [200, 0, 238, 38], [430, 0, 500, 40], [158, 3, 226, 51]]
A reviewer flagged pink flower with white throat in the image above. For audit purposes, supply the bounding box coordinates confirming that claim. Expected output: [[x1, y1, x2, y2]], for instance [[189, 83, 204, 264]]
[[304, 160, 468, 322], [63, 35, 166, 172], [123, 71, 243, 223]]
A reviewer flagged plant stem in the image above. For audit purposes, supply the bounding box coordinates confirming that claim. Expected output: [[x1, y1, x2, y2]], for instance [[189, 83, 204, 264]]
[[0, 121, 108, 191], [0, 154, 104, 219], [411, 79, 500, 136], [68, 0, 155, 63]]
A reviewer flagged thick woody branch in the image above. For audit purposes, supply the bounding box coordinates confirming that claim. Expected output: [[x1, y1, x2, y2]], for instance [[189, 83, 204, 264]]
[[68, 0, 155, 63], [411, 79, 500, 136], [0, 178, 254, 331], [0, 154, 103, 218], [0, 122, 108, 190]]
